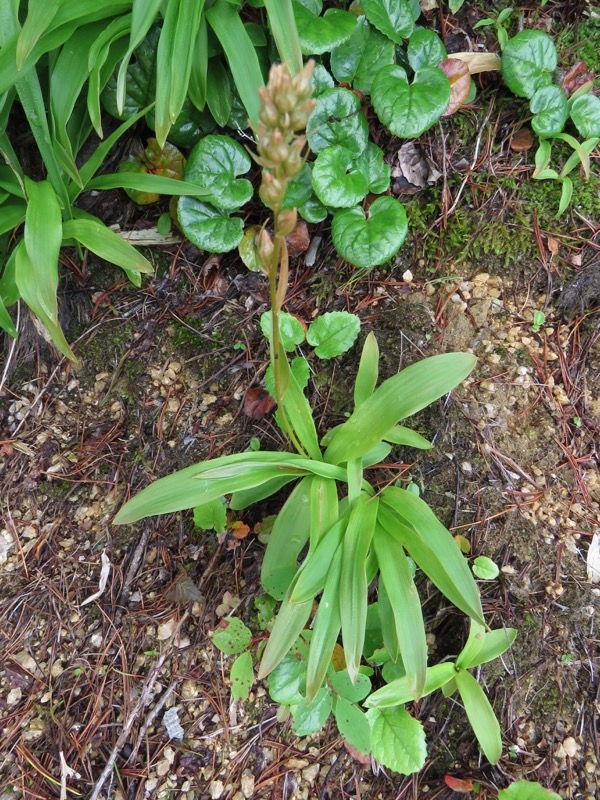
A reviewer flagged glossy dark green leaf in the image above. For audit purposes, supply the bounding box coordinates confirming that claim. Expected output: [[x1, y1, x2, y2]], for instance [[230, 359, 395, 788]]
[[367, 706, 426, 774], [299, 195, 328, 223], [407, 28, 446, 71], [331, 197, 408, 269], [501, 30, 556, 99], [291, 688, 332, 735], [307, 312, 361, 359], [146, 98, 216, 147], [184, 135, 252, 211], [307, 87, 369, 157], [312, 147, 369, 208], [362, 0, 415, 44], [311, 63, 335, 95], [334, 697, 371, 754], [102, 26, 159, 118], [177, 198, 244, 253], [570, 94, 600, 138], [293, 3, 357, 55], [356, 142, 391, 193], [530, 85, 568, 137], [281, 162, 313, 210], [330, 16, 395, 95], [372, 65, 450, 138]]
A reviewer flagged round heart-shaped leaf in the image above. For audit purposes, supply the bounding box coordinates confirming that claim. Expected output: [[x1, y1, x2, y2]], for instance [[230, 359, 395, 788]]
[[312, 147, 369, 208], [372, 65, 450, 138], [331, 16, 395, 95], [570, 94, 600, 138], [299, 195, 328, 223], [501, 30, 557, 99], [307, 311, 361, 358], [307, 88, 369, 157], [332, 197, 408, 267], [178, 197, 244, 253], [184, 135, 252, 212], [293, 2, 357, 55], [407, 28, 447, 72], [530, 85, 568, 137], [362, 0, 415, 45], [356, 142, 391, 193], [312, 64, 335, 96], [282, 163, 314, 210]]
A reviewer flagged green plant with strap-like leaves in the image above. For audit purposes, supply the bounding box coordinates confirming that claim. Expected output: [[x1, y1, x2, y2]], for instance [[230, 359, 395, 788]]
[[115, 61, 516, 775]]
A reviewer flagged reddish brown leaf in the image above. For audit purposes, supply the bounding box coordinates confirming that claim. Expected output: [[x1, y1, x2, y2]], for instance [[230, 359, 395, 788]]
[[286, 220, 310, 257], [344, 742, 371, 764], [439, 58, 471, 116], [510, 127, 534, 152], [244, 388, 275, 420], [331, 643, 346, 671], [444, 775, 474, 793], [561, 62, 595, 97], [230, 520, 251, 540]]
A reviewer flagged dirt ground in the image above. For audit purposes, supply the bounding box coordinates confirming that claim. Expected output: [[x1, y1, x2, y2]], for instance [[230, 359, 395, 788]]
[[1, 7, 600, 800]]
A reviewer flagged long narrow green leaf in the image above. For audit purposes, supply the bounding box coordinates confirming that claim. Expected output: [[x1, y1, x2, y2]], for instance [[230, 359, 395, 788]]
[[281, 357, 323, 461], [261, 476, 312, 600], [23, 179, 62, 320], [354, 331, 379, 409], [258, 593, 313, 679], [86, 172, 213, 198], [383, 426, 432, 449], [364, 662, 457, 709], [457, 627, 517, 670], [0, 201, 26, 235], [309, 477, 339, 547], [154, 0, 180, 147], [16, 0, 61, 70], [169, 0, 205, 123], [206, 0, 263, 129], [0, 293, 17, 337], [87, 33, 130, 138], [340, 494, 379, 682], [455, 669, 502, 764], [374, 525, 427, 698], [379, 491, 484, 626], [305, 547, 342, 702], [290, 515, 347, 604], [377, 577, 400, 662], [263, 0, 303, 75], [325, 353, 477, 465], [116, 0, 163, 115], [188, 17, 208, 111], [230, 476, 296, 510]]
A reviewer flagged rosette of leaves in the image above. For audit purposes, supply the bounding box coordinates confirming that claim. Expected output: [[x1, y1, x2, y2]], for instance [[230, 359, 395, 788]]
[[118, 139, 185, 205], [177, 135, 253, 252]]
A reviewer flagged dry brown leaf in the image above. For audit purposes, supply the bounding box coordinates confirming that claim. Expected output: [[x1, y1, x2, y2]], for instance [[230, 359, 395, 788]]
[[546, 236, 559, 256], [510, 127, 534, 152], [286, 220, 310, 257], [562, 62, 595, 97], [450, 52, 501, 74], [439, 58, 472, 116], [230, 521, 251, 540], [244, 388, 275, 420]]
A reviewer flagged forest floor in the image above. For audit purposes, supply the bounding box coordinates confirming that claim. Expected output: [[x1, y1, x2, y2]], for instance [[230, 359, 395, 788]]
[[1, 3, 599, 800]]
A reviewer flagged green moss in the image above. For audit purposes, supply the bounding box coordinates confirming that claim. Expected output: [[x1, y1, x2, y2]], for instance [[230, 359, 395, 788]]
[[557, 12, 600, 74]]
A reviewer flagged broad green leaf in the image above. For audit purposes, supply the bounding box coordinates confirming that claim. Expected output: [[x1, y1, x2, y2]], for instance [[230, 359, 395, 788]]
[[498, 781, 561, 800], [379, 494, 484, 625], [116, 0, 163, 114], [281, 162, 313, 210], [309, 476, 339, 547], [367, 706, 426, 774], [268, 650, 306, 704], [146, 95, 216, 148], [206, 0, 263, 129], [206, 58, 233, 127], [212, 617, 252, 655], [102, 26, 159, 119], [407, 28, 447, 72], [265, 357, 310, 400], [312, 147, 368, 208], [193, 498, 227, 533], [530, 85, 568, 137], [458, 627, 517, 670], [0, 202, 26, 235], [177, 198, 244, 253], [311, 63, 335, 95], [264, 0, 303, 75], [455, 668, 502, 763], [260, 311, 305, 352], [356, 143, 391, 194], [16, 0, 61, 70], [307, 88, 369, 157], [329, 669, 371, 703], [365, 662, 456, 708], [258, 592, 313, 679], [372, 65, 450, 139], [61, 218, 152, 286], [230, 476, 296, 509], [261, 477, 312, 599], [293, 3, 357, 55], [570, 94, 600, 139], [298, 195, 328, 224], [307, 312, 361, 359], [230, 651, 254, 701], [330, 16, 395, 95], [290, 515, 347, 604], [332, 197, 408, 269], [325, 352, 476, 464], [501, 30, 556, 99], [361, 0, 415, 44], [184, 134, 252, 211], [374, 526, 427, 698], [114, 452, 308, 524], [305, 547, 342, 701], [383, 425, 432, 449], [340, 495, 379, 681], [334, 697, 371, 755], [291, 688, 332, 735], [472, 556, 500, 580], [354, 332, 379, 409]]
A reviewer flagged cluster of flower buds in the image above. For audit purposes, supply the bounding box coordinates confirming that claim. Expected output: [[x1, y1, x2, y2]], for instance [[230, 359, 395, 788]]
[[254, 60, 315, 212]]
